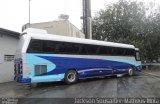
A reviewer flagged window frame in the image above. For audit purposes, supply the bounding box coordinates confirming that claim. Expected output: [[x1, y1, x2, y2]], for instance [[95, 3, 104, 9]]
[[34, 65, 47, 76]]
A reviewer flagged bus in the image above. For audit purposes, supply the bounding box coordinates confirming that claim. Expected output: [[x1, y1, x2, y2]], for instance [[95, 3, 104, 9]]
[[14, 28, 141, 84]]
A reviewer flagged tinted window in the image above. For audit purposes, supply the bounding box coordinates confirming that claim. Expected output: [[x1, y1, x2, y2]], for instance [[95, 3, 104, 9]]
[[99, 46, 108, 55], [58, 42, 79, 54], [86, 45, 98, 54], [27, 40, 42, 53], [79, 44, 88, 54], [79, 44, 99, 55], [125, 49, 135, 56], [117, 48, 125, 55], [27, 39, 135, 56], [112, 47, 117, 55], [98, 46, 113, 55], [43, 40, 57, 53], [27, 39, 80, 54]]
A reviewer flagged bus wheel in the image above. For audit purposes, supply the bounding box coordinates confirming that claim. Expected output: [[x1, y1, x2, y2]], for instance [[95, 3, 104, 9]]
[[65, 70, 78, 84], [128, 68, 133, 76]]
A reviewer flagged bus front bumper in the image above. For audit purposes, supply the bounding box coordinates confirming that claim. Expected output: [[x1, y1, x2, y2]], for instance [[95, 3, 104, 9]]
[[135, 65, 142, 72], [14, 76, 31, 83]]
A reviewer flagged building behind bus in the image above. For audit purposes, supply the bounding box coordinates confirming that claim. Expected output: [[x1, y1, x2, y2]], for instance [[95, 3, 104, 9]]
[[0, 20, 85, 83]]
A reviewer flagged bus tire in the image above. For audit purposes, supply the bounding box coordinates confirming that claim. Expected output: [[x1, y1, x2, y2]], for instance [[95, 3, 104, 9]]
[[64, 70, 78, 84], [128, 68, 133, 76]]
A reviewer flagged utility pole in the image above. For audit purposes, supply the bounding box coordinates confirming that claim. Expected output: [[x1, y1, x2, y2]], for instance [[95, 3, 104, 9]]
[[82, 0, 92, 39], [29, 0, 31, 27]]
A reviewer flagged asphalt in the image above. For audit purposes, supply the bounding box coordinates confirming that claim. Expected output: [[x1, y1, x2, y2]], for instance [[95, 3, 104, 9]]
[[0, 69, 160, 103]]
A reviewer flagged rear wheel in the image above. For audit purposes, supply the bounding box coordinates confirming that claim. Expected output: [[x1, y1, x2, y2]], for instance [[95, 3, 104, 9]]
[[65, 70, 78, 84]]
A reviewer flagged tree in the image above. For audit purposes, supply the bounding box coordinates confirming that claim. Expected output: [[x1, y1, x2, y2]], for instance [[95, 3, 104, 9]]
[[92, 0, 160, 61]]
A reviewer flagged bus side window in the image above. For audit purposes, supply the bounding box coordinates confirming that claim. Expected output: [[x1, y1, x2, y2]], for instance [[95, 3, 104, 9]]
[[57, 42, 77, 54], [87, 45, 98, 55], [99, 46, 107, 55], [96, 46, 101, 55], [122, 48, 135, 56], [117, 48, 125, 56], [72, 43, 80, 54], [79, 44, 88, 55], [27, 39, 42, 53], [65, 43, 75, 54], [57, 42, 64, 54], [43, 40, 57, 53], [112, 47, 117, 55]]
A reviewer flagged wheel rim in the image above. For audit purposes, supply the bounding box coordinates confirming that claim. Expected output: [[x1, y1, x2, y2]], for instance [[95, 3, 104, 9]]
[[67, 72, 76, 82], [129, 69, 133, 76]]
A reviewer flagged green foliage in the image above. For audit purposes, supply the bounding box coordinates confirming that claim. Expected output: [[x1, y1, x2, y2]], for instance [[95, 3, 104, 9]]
[[92, 0, 160, 61]]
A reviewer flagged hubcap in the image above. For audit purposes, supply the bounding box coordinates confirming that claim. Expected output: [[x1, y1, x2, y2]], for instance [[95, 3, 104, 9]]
[[129, 69, 133, 75], [67, 72, 76, 82]]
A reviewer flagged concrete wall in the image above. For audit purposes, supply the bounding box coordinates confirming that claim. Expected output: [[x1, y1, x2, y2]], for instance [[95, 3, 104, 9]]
[[30, 20, 85, 38], [0, 34, 18, 83]]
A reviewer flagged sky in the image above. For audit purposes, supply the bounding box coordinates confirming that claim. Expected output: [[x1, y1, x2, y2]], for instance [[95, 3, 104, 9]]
[[0, 0, 159, 32]]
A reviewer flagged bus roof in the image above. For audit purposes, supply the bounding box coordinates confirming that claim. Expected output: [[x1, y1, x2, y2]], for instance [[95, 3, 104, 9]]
[[23, 28, 135, 49]]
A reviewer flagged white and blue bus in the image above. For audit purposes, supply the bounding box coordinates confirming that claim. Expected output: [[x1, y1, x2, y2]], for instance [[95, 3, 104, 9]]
[[14, 28, 141, 84]]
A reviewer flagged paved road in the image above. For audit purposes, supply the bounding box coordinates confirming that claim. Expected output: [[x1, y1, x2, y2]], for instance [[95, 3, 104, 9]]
[[0, 70, 160, 103], [26, 74, 160, 98]]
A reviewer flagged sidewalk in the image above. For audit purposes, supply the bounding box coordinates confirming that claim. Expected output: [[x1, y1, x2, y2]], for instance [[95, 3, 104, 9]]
[[142, 68, 160, 78], [0, 81, 31, 97]]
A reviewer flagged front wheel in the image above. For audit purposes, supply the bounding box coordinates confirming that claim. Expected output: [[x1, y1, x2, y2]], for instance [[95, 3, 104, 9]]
[[64, 70, 78, 84], [128, 68, 134, 76]]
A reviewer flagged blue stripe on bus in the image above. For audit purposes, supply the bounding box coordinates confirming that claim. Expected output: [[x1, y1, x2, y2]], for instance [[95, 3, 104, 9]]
[[25, 54, 140, 82], [105, 58, 140, 67], [26, 54, 56, 77], [31, 74, 65, 82]]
